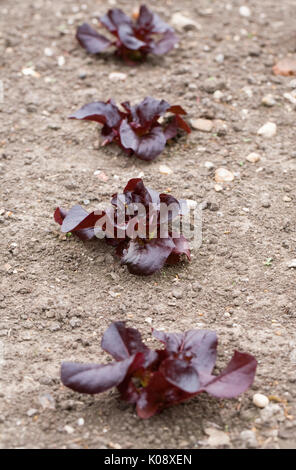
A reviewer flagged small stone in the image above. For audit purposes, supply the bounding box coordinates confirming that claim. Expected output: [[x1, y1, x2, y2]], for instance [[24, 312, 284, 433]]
[[273, 57, 296, 76], [261, 198, 271, 208], [284, 92, 296, 105], [48, 123, 60, 130], [208, 202, 219, 212], [172, 289, 183, 299], [204, 161, 214, 170], [191, 118, 213, 132], [240, 430, 257, 448], [243, 86, 253, 98], [214, 184, 223, 192], [214, 168, 234, 183], [44, 47, 53, 57], [171, 13, 201, 31], [215, 54, 224, 64], [239, 6, 251, 17], [145, 317, 152, 325], [246, 152, 261, 163], [64, 425, 75, 434], [27, 408, 38, 417], [202, 78, 218, 94], [288, 79, 296, 88], [78, 71, 87, 80], [214, 120, 228, 136], [38, 393, 56, 410], [253, 393, 269, 408], [213, 90, 224, 101], [109, 72, 127, 82], [57, 56, 65, 67], [77, 418, 85, 426], [283, 195, 292, 202], [260, 404, 282, 423], [205, 428, 230, 447], [49, 322, 61, 332], [159, 164, 173, 175], [261, 94, 276, 107], [288, 259, 296, 268], [188, 83, 197, 91], [69, 318, 82, 328], [192, 282, 202, 291], [22, 67, 40, 78], [257, 122, 277, 138], [249, 45, 261, 57]]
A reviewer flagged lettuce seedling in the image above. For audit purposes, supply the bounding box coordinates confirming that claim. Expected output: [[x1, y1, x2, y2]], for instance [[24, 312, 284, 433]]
[[70, 97, 191, 161], [76, 5, 178, 63], [54, 178, 190, 275], [61, 321, 257, 418]]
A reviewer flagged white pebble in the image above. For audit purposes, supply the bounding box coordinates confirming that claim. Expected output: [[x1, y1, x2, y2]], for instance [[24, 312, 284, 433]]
[[257, 122, 277, 138], [215, 168, 234, 183], [215, 54, 224, 64], [145, 317, 153, 325], [191, 118, 213, 132], [239, 6, 251, 17], [243, 87, 253, 98], [253, 393, 269, 408], [159, 164, 173, 175], [171, 13, 201, 31], [64, 425, 75, 434], [284, 92, 296, 105], [288, 79, 296, 89], [58, 56, 65, 67], [44, 48, 53, 57], [214, 184, 223, 192], [246, 152, 261, 163], [109, 72, 127, 82], [204, 161, 214, 170], [77, 418, 85, 426], [261, 94, 276, 107], [213, 90, 224, 101]]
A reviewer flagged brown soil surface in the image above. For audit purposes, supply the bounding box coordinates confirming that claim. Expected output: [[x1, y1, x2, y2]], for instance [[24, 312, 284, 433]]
[[0, 0, 296, 449]]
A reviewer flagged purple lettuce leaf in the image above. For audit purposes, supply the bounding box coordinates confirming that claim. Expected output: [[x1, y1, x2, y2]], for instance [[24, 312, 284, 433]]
[[160, 358, 200, 394], [153, 329, 218, 374], [134, 97, 171, 127], [100, 8, 133, 34], [61, 356, 136, 394], [54, 206, 96, 241], [150, 30, 178, 55], [76, 23, 112, 54], [136, 126, 167, 161], [136, 371, 189, 419], [121, 236, 175, 275], [101, 321, 149, 361], [202, 351, 257, 398], [69, 101, 122, 128], [117, 23, 147, 50], [136, 5, 174, 35], [166, 235, 191, 264], [119, 121, 166, 161]]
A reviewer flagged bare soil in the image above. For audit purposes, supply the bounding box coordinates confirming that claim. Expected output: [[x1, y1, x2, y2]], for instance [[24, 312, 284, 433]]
[[0, 0, 296, 449]]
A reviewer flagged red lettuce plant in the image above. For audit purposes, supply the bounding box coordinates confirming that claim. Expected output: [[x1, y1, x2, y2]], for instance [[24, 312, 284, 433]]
[[76, 5, 178, 64], [61, 321, 257, 419], [54, 178, 190, 276], [70, 97, 191, 161]]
